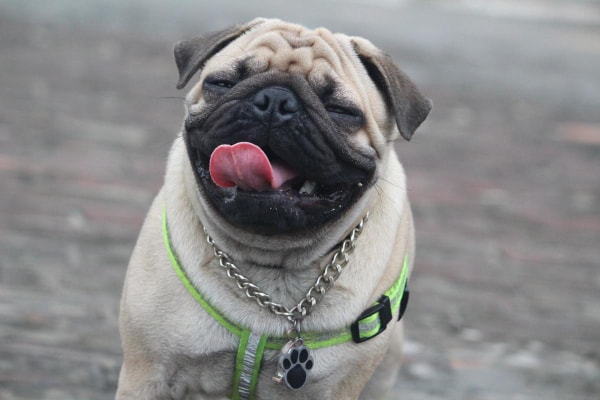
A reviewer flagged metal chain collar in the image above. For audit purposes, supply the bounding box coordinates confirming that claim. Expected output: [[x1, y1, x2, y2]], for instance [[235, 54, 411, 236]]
[[203, 213, 369, 324]]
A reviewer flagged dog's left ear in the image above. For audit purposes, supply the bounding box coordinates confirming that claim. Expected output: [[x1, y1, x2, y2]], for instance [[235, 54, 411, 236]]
[[351, 38, 432, 141], [174, 19, 266, 89]]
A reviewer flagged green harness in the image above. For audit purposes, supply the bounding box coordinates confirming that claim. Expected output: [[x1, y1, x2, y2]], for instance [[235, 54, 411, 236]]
[[162, 208, 410, 400]]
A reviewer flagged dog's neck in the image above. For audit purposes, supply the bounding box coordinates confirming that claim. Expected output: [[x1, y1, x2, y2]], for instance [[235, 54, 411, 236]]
[[197, 203, 370, 271]]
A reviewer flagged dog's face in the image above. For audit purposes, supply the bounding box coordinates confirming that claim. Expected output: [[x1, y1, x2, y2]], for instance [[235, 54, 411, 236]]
[[175, 19, 431, 235]]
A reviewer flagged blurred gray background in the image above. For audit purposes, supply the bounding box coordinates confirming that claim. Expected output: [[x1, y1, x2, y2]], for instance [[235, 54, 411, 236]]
[[1, 0, 599, 399]]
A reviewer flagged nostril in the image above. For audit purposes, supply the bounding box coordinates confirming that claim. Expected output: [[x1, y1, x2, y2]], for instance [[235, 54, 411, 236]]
[[254, 93, 270, 111], [279, 98, 299, 115]]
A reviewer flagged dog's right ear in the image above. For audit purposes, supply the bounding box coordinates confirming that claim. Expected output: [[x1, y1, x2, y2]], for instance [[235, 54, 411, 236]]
[[174, 19, 266, 89]]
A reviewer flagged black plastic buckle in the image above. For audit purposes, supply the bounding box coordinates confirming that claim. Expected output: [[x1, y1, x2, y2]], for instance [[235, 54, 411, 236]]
[[351, 295, 393, 343], [398, 287, 410, 321]]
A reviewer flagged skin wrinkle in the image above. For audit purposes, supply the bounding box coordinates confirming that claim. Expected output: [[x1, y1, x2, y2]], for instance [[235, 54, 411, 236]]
[[240, 26, 346, 79], [294, 29, 381, 154]]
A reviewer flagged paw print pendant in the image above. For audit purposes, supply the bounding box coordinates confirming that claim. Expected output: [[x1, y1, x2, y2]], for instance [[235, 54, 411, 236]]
[[273, 340, 314, 390]]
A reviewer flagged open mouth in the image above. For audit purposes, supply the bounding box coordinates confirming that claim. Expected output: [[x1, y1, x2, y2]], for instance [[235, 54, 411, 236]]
[[189, 139, 368, 233], [209, 142, 305, 193]]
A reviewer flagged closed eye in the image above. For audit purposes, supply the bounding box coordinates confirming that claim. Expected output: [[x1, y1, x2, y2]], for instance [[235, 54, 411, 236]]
[[209, 79, 235, 89], [325, 104, 365, 129], [202, 75, 237, 97], [326, 105, 357, 116]]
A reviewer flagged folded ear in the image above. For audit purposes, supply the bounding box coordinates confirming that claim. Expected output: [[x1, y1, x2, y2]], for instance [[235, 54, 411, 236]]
[[351, 38, 432, 141], [174, 19, 266, 89]]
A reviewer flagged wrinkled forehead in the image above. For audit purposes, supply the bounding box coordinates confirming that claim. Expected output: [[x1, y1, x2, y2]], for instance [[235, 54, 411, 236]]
[[203, 23, 356, 87]]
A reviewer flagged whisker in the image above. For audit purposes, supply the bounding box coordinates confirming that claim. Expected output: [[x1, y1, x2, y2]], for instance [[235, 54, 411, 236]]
[[374, 183, 384, 204], [378, 177, 404, 190], [158, 96, 186, 100], [386, 138, 404, 144], [231, 42, 251, 58], [209, 53, 246, 62], [374, 182, 402, 205]]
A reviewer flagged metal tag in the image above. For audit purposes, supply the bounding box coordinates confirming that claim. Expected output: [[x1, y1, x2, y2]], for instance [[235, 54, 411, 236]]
[[272, 338, 314, 390]]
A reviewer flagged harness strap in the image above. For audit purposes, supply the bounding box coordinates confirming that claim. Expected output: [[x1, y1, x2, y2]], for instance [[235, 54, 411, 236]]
[[351, 257, 409, 343], [162, 207, 410, 398], [233, 330, 267, 400]]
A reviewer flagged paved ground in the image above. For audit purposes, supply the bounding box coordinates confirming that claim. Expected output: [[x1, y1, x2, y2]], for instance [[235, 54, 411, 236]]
[[0, 0, 599, 399]]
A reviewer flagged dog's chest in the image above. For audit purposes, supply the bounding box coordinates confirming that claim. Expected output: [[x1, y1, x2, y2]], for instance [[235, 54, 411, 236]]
[[165, 328, 390, 399]]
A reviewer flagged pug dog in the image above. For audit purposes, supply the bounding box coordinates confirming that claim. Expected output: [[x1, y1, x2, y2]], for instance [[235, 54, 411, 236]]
[[117, 18, 431, 400]]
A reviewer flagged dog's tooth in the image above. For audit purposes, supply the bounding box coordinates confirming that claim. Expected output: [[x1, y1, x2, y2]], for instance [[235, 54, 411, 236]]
[[299, 180, 316, 195]]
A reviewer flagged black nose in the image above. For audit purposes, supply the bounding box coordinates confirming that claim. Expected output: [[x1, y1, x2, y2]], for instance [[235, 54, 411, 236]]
[[252, 86, 300, 125]]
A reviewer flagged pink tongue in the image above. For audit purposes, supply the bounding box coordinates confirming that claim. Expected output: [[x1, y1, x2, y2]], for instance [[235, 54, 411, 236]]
[[209, 142, 298, 191]]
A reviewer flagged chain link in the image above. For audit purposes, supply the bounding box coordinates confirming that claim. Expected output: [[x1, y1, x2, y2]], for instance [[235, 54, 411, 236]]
[[204, 213, 369, 323]]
